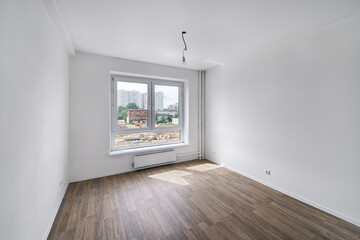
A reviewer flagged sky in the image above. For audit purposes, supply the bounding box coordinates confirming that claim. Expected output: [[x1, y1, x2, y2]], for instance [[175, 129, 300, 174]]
[[117, 82, 178, 108]]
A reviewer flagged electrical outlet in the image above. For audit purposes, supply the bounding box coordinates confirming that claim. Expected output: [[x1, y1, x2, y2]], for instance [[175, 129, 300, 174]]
[[264, 169, 271, 175], [213, 151, 216, 155]]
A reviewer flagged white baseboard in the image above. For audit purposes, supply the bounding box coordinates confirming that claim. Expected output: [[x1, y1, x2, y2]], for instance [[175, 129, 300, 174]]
[[223, 164, 360, 227], [69, 154, 199, 183], [42, 182, 69, 240], [176, 153, 200, 163], [70, 167, 134, 183]]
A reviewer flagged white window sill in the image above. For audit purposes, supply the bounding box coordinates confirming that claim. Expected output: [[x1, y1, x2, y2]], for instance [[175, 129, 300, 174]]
[[109, 142, 189, 156]]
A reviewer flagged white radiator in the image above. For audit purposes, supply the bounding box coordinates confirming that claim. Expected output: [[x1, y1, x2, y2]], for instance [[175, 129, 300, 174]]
[[133, 150, 176, 169]]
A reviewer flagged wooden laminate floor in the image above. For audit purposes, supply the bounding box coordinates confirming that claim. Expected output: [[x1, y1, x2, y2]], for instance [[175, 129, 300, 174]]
[[48, 159, 360, 240]]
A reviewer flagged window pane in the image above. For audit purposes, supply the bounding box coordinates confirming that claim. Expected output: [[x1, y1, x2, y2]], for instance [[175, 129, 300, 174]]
[[114, 130, 181, 148], [154, 85, 179, 128], [117, 82, 148, 129]]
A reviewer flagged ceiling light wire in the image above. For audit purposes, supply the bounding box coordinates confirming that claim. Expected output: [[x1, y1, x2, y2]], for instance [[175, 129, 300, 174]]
[[182, 31, 187, 63]]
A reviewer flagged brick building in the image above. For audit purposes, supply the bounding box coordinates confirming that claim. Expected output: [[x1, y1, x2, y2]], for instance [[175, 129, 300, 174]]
[[127, 109, 147, 123]]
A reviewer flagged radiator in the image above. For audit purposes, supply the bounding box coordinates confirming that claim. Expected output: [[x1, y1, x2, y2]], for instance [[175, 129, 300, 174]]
[[133, 150, 176, 169]]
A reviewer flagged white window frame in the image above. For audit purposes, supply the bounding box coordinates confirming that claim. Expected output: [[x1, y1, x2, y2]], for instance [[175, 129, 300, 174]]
[[110, 73, 184, 151]]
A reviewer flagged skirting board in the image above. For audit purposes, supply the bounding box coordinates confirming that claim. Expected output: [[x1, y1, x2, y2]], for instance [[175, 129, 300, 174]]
[[221, 163, 360, 227], [42, 182, 69, 240], [69, 154, 199, 183]]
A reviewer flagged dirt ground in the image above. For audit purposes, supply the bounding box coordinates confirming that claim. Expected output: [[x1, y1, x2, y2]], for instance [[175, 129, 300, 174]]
[[115, 130, 180, 147]]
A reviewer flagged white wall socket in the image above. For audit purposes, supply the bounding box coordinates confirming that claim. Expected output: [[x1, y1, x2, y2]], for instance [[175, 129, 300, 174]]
[[264, 169, 271, 175]]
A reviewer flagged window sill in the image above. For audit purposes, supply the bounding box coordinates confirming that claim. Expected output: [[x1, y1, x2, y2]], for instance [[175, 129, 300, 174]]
[[109, 142, 189, 156]]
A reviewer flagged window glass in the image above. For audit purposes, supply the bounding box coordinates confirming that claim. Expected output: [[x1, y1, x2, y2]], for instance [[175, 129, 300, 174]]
[[111, 75, 184, 150], [114, 130, 181, 148], [155, 85, 179, 128], [116, 82, 148, 129]]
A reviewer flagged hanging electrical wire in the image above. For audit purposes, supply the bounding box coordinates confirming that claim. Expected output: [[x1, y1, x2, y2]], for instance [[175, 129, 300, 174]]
[[182, 31, 187, 63]]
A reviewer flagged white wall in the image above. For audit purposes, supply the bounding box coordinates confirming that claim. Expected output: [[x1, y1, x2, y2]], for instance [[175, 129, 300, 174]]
[[0, 0, 69, 240], [205, 13, 360, 225], [69, 52, 199, 181]]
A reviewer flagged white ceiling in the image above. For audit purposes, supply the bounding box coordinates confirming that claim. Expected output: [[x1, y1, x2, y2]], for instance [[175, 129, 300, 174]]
[[56, 0, 360, 70]]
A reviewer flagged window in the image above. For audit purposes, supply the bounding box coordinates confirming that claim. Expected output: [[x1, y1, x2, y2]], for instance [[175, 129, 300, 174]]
[[111, 73, 184, 151]]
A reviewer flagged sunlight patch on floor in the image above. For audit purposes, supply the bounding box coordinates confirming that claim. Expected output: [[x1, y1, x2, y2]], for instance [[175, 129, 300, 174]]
[[186, 163, 221, 172], [147, 170, 193, 185]]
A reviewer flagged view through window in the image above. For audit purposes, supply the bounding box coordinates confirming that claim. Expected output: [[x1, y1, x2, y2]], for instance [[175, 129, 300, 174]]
[[111, 75, 183, 150], [117, 81, 148, 129]]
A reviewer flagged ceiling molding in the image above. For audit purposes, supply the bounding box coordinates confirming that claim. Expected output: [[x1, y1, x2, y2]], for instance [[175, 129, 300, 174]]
[[41, 0, 75, 55]]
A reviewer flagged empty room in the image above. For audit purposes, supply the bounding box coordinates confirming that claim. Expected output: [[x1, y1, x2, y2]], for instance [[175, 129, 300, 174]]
[[1, 0, 360, 239]]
